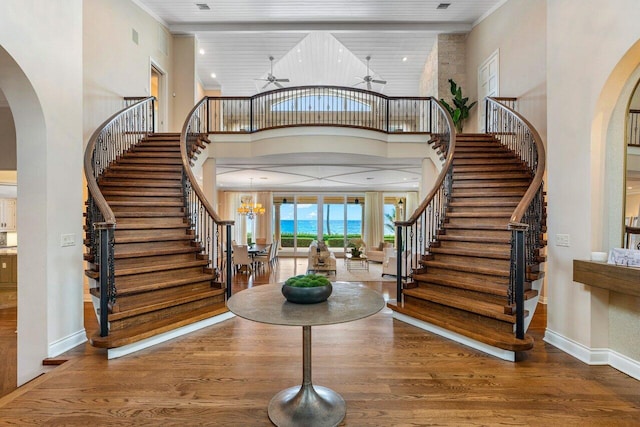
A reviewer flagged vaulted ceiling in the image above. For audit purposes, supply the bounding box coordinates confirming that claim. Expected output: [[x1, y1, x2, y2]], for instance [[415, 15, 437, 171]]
[[135, 0, 506, 191]]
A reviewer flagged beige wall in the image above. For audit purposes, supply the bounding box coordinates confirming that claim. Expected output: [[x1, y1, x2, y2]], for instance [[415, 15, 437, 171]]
[[172, 36, 198, 131], [83, 0, 174, 140], [546, 0, 640, 369], [0, 107, 16, 169], [465, 0, 547, 141]]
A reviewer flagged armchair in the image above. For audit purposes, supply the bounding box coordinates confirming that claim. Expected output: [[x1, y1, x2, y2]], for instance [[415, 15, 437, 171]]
[[382, 247, 411, 277], [367, 241, 393, 263]]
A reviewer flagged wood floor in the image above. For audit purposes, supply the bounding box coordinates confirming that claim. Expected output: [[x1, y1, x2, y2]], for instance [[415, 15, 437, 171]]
[[1, 259, 640, 425]]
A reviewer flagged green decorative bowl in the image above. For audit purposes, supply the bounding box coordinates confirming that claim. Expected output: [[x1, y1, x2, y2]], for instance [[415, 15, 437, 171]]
[[281, 282, 333, 304]]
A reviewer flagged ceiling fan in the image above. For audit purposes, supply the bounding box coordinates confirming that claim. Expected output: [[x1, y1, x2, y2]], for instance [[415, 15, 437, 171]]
[[255, 56, 290, 90], [355, 56, 387, 91]]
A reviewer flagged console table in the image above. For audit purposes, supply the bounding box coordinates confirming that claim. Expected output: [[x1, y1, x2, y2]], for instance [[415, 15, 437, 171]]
[[227, 282, 385, 427]]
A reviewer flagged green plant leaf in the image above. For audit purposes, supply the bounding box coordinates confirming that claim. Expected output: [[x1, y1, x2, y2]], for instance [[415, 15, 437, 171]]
[[449, 79, 457, 95]]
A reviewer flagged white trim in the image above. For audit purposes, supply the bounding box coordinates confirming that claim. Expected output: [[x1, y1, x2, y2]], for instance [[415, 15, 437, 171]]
[[392, 312, 516, 362], [544, 329, 613, 365], [478, 49, 500, 132], [107, 312, 235, 359], [544, 329, 640, 380], [472, 0, 509, 28], [610, 350, 640, 381], [48, 329, 87, 358]]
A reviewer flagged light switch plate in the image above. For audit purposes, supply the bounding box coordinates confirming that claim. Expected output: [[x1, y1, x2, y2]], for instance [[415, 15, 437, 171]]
[[61, 233, 76, 247], [555, 234, 570, 247]]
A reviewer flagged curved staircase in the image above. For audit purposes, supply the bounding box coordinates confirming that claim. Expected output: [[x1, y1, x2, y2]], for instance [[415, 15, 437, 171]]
[[389, 133, 546, 356], [85, 133, 228, 350]]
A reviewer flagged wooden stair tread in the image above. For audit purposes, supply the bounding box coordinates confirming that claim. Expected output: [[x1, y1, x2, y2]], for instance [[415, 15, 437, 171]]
[[108, 200, 184, 207], [403, 287, 516, 322], [99, 179, 182, 187], [108, 164, 182, 172], [424, 259, 510, 277], [412, 272, 508, 296], [114, 243, 200, 259], [89, 304, 229, 349], [429, 247, 510, 260], [446, 211, 511, 218], [388, 301, 533, 352], [117, 271, 216, 294], [110, 288, 224, 321], [115, 259, 210, 276], [437, 234, 511, 244]]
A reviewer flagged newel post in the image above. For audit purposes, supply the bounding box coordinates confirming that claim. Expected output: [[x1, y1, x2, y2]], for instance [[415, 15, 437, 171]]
[[95, 222, 115, 337], [396, 225, 403, 305], [509, 222, 528, 340]]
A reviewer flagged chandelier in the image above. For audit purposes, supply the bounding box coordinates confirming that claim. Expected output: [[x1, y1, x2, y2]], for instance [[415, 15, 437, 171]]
[[237, 195, 265, 220]]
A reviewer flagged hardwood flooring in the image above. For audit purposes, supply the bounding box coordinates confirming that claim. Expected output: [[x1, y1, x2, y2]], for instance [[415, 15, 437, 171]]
[[1, 259, 639, 425]]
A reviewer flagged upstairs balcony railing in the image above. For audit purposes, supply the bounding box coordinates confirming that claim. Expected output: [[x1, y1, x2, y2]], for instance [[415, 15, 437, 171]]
[[202, 86, 436, 134]]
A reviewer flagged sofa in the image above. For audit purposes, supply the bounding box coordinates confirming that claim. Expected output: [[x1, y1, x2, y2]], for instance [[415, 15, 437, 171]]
[[366, 241, 393, 263], [308, 240, 336, 274]]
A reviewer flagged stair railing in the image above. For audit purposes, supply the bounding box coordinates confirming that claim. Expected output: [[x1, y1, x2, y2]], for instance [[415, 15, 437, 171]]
[[394, 99, 456, 303], [84, 96, 155, 337], [180, 98, 234, 299], [485, 97, 546, 339]]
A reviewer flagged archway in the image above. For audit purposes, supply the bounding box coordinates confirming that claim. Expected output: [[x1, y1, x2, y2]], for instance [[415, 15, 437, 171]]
[[0, 45, 49, 386]]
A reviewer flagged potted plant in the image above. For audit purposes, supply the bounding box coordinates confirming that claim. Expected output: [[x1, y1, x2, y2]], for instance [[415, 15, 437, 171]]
[[440, 79, 477, 133], [347, 243, 362, 258], [282, 274, 332, 304]]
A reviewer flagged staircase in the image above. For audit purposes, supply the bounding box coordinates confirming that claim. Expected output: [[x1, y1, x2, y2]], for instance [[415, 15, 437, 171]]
[[389, 133, 546, 354], [85, 133, 228, 349]]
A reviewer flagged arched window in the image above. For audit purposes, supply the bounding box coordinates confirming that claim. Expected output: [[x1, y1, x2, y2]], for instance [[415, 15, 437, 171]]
[[271, 94, 371, 112]]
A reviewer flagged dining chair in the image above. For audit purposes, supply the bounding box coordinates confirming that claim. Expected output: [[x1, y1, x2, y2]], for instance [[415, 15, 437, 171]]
[[232, 245, 253, 274]]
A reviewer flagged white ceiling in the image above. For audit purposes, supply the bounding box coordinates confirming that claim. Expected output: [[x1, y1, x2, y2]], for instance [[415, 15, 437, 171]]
[[135, 0, 506, 191]]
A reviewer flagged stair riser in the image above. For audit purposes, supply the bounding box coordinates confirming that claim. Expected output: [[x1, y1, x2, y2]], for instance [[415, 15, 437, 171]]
[[103, 172, 182, 181], [109, 295, 224, 331], [105, 196, 183, 203], [439, 229, 511, 239], [100, 180, 182, 187], [414, 283, 508, 307], [428, 253, 510, 269], [417, 267, 510, 286], [116, 267, 214, 289], [114, 282, 215, 311], [112, 206, 184, 214], [116, 158, 182, 165], [402, 296, 515, 333], [437, 240, 510, 253], [446, 217, 510, 228], [115, 253, 200, 270]]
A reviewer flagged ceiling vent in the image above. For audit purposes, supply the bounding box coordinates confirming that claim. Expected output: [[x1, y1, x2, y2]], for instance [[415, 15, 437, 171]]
[[195, 3, 210, 10], [437, 3, 451, 9]]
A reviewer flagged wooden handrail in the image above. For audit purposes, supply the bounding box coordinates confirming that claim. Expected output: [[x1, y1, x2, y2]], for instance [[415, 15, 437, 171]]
[[398, 99, 456, 226], [486, 97, 546, 226], [83, 97, 155, 224], [179, 97, 232, 226]]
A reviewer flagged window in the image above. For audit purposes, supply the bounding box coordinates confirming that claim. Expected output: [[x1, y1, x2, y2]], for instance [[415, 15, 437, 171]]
[[271, 94, 371, 112]]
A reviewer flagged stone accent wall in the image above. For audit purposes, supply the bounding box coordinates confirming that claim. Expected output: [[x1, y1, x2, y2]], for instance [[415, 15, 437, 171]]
[[419, 33, 468, 102], [437, 34, 467, 104]]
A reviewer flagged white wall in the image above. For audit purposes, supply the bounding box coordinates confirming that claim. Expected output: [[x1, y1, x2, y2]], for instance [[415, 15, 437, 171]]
[[465, 0, 547, 141], [0, 0, 84, 385], [83, 0, 174, 140], [546, 0, 640, 370]]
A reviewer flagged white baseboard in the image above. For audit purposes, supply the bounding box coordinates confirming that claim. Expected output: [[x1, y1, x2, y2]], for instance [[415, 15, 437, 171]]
[[544, 329, 640, 380], [48, 329, 88, 357], [393, 312, 516, 362], [107, 311, 235, 359]]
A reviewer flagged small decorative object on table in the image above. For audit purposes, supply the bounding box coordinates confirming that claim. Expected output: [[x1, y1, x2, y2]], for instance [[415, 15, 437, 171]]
[[281, 274, 333, 304]]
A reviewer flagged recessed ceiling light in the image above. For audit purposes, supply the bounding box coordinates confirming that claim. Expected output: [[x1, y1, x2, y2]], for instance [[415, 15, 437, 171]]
[[366, 177, 374, 180], [297, 49, 301, 53], [199, 48, 205, 55], [437, 3, 451, 9], [196, 3, 210, 10], [210, 73, 217, 78], [402, 57, 408, 62], [260, 177, 268, 180], [628, 186, 633, 190]]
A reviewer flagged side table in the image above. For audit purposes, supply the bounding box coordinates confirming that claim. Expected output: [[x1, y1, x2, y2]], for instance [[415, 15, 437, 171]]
[[227, 283, 384, 427]]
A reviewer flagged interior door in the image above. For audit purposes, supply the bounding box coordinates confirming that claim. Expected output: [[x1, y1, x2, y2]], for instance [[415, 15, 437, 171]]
[[478, 50, 499, 132], [150, 64, 164, 131]]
